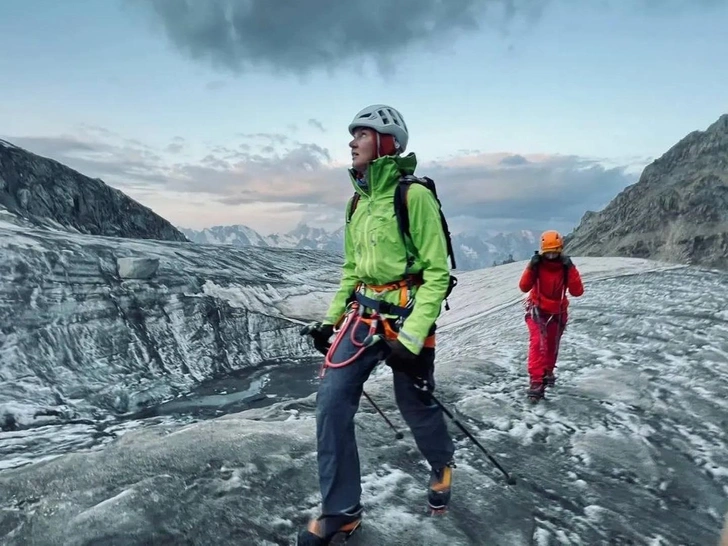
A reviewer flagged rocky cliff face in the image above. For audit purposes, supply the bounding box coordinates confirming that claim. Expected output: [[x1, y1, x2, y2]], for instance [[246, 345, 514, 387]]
[[566, 114, 728, 269], [0, 139, 187, 242], [0, 209, 341, 432]]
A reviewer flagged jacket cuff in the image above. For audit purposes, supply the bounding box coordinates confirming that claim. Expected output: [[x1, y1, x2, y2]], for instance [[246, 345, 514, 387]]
[[397, 328, 424, 355]]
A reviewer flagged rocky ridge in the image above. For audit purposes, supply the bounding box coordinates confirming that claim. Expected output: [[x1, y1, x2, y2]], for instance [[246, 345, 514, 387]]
[[0, 138, 187, 242], [566, 114, 728, 269]]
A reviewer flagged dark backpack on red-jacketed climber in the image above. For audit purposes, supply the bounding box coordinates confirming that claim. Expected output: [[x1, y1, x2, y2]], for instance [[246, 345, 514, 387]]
[[346, 174, 458, 309]]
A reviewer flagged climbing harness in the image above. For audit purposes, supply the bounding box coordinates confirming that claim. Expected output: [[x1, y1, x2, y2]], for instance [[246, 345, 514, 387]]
[[318, 275, 432, 378]]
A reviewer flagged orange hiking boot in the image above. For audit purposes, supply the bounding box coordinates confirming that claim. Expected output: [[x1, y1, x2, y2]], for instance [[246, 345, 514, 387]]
[[428, 462, 454, 514], [296, 505, 362, 546]]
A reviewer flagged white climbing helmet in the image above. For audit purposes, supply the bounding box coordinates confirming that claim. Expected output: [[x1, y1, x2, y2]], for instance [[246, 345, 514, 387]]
[[348, 104, 409, 153]]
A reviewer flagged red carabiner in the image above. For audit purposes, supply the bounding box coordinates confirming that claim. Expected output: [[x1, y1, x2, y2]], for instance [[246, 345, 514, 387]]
[[318, 308, 383, 378]]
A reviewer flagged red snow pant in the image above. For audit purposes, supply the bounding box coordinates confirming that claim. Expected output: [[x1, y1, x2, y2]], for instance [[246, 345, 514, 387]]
[[525, 311, 567, 383]]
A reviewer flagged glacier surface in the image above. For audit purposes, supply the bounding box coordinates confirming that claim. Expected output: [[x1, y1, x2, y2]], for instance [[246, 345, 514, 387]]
[[1, 224, 727, 545]]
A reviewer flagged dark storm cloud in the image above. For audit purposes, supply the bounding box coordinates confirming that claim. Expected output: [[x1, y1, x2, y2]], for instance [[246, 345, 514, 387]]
[[135, 0, 544, 75], [132, 0, 722, 76]]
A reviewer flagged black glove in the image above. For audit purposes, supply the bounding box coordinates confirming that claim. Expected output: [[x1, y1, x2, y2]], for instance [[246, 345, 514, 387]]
[[529, 253, 541, 269], [385, 339, 431, 380], [560, 254, 573, 267], [300, 321, 334, 356]]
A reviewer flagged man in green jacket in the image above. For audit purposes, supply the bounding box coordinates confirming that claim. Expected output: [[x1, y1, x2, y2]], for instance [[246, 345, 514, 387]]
[[297, 104, 456, 546]]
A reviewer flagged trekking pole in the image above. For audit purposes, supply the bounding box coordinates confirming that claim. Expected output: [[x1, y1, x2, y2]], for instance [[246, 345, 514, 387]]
[[362, 390, 404, 440], [415, 380, 516, 485]]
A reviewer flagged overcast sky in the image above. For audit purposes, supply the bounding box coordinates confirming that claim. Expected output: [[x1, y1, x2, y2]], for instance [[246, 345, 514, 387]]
[[1, 0, 727, 236]]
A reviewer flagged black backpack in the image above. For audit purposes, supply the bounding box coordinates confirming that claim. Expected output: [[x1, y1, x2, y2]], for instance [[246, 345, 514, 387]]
[[346, 175, 458, 309]]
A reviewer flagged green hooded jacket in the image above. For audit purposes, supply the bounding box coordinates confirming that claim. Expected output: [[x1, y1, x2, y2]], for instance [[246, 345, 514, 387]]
[[322, 152, 451, 355]]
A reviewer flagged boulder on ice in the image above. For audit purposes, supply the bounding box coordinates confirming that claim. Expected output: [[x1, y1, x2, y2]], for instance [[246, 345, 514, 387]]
[[116, 257, 160, 280]]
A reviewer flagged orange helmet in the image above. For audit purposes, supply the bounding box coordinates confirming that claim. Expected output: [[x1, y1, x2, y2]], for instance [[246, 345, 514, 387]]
[[540, 230, 564, 254]]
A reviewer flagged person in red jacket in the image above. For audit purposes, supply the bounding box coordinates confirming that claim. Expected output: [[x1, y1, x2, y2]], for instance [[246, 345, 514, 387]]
[[518, 230, 584, 403]]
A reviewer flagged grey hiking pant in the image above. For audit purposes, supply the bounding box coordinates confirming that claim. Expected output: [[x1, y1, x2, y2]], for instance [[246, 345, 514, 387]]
[[315, 318, 455, 516]]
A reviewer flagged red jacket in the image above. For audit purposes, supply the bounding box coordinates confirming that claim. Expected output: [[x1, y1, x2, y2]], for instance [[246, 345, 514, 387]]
[[519, 260, 584, 315]]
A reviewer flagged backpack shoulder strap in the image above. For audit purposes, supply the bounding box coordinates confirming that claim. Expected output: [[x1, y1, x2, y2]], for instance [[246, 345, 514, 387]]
[[346, 192, 360, 224], [393, 177, 413, 241]]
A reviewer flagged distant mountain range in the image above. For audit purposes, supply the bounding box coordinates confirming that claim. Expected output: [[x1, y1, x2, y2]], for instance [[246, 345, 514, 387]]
[[178, 223, 540, 271]]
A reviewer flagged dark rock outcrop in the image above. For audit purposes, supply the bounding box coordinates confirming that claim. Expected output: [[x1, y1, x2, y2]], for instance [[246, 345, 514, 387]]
[[565, 114, 728, 269], [0, 139, 187, 242]]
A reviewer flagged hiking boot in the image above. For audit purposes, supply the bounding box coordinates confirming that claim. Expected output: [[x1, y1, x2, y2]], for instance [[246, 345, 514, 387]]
[[296, 504, 363, 546], [527, 380, 545, 403], [428, 462, 455, 511], [543, 372, 556, 388]]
